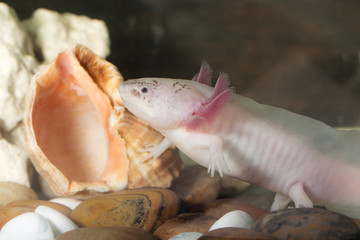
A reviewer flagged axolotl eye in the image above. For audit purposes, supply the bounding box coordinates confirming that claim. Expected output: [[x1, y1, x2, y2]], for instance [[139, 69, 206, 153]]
[[141, 86, 149, 94]]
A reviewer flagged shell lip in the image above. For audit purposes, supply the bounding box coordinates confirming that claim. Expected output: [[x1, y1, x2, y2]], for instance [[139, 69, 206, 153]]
[[24, 44, 129, 196]]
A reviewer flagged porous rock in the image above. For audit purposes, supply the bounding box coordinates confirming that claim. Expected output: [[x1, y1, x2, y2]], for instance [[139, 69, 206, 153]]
[[0, 3, 38, 132], [0, 137, 32, 186], [23, 8, 110, 63]]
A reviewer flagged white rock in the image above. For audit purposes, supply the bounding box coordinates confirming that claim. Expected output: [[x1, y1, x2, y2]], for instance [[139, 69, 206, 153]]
[[208, 210, 254, 231], [0, 3, 34, 54], [168, 232, 204, 240], [0, 212, 54, 240], [0, 44, 37, 131], [0, 137, 30, 186], [1, 123, 26, 149], [35, 205, 78, 237], [0, 3, 38, 132], [0, 3, 37, 187], [23, 8, 110, 63], [50, 198, 82, 210], [0, 3, 112, 191]]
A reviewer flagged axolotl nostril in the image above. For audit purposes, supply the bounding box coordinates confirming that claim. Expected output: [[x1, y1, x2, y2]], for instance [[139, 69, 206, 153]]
[[118, 61, 360, 219]]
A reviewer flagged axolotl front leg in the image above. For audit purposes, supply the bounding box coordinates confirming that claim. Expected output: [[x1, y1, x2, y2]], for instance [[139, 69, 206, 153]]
[[139, 138, 173, 163], [141, 130, 228, 177], [175, 131, 229, 177]]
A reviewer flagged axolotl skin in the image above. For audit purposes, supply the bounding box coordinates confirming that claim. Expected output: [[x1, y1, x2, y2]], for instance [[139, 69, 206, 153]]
[[118, 62, 360, 218]]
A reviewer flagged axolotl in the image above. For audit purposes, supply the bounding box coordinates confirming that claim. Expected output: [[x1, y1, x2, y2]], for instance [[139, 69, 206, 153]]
[[118, 62, 360, 218]]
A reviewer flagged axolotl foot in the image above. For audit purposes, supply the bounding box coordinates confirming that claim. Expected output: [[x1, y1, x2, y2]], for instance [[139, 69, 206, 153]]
[[138, 138, 172, 163], [207, 147, 229, 178], [201, 134, 229, 178], [271, 182, 314, 211]]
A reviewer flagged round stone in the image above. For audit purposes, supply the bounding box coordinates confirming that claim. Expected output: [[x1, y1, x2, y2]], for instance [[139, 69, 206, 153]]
[[70, 187, 185, 232], [154, 213, 218, 239], [56, 227, 156, 240], [253, 208, 360, 240], [199, 227, 277, 240]]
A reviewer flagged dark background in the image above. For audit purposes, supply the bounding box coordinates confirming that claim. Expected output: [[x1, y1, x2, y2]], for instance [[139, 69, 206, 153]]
[[4, 0, 360, 126]]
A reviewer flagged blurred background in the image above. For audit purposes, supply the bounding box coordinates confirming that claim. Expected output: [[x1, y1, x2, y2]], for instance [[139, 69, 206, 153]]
[[4, 0, 360, 127]]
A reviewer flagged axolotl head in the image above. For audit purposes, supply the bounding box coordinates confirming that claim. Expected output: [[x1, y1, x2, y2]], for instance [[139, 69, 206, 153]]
[[118, 78, 208, 130]]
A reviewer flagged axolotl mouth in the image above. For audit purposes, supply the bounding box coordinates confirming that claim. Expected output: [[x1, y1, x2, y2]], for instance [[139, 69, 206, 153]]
[[118, 79, 160, 126]]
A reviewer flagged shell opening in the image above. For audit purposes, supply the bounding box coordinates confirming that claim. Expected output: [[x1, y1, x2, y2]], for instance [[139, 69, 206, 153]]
[[29, 47, 126, 185], [33, 87, 107, 181]]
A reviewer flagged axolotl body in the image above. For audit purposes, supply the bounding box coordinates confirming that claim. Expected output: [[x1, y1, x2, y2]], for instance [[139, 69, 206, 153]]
[[118, 62, 360, 218]]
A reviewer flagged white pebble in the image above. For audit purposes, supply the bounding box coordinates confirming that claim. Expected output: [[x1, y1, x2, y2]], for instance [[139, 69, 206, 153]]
[[168, 232, 204, 240], [208, 210, 254, 231], [50, 198, 82, 210], [35, 205, 78, 237], [0, 212, 54, 240]]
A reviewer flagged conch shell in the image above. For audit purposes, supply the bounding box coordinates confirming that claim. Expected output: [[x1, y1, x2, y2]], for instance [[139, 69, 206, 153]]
[[24, 44, 182, 196]]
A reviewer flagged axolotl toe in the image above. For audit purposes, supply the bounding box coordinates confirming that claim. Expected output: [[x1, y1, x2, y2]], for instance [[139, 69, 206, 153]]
[[118, 61, 360, 219]]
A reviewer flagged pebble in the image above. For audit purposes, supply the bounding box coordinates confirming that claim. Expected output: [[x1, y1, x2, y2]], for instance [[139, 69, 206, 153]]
[[253, 207, 360, 240], [0, 212, 54, 240], [0, 182, 37, 209], [168, 232, 204, 240], [55, 227, 156, 240], [354, 218, 360, 229], [50, 198, 82, 210], [154, 213, 218, 240], [35, 206, 78, 236], [208, 210, 254, 231], [199, 227, 277, 240], [0, 200, 72, 229], [220, 175, 251, 197], [170, 165, 221, 208], [204, 198, 267, 221], [70, 187, 184, 232]]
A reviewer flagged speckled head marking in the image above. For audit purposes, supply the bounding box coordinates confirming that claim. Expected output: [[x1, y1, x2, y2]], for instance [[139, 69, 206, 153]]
[[119, 78, 207, 130], [128, 79, 159, 102], [172, 81, 191, 93]]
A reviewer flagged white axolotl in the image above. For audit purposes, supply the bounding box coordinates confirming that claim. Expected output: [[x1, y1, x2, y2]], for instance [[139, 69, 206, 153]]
[[118, 62, 360, 218]]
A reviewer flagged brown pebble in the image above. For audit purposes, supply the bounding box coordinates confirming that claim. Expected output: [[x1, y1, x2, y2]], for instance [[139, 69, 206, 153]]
[[199, 227, 277, 240], [220, 175, 251, 197], [154, 213, 218, 240], [0, 199, 72, 229], [170, 165, 221, 207], [253, 208, 360, 240], [204, 198, 267, 221], [0, 182, 37, 209], [70, 187, 185, 232], [353, 218, 360, 229], [56, 227, 156, 240]]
